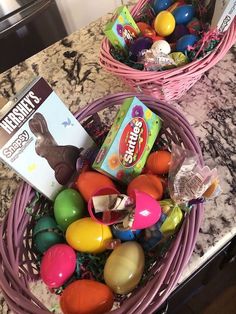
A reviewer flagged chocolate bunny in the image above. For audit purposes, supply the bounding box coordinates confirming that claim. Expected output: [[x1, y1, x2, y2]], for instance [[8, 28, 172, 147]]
[[29, 112, 83, 185]]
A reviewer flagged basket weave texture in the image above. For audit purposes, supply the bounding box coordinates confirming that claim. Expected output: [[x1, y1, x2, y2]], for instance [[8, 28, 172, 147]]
[[0, 93, 204, 314], [100, 0, 236, 101]]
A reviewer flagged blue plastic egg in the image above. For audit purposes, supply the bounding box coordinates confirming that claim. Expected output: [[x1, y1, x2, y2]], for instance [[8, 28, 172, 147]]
[[173, 5, 195, 25], [176, 34, 198, 53], [112, 225, 141, 241], [153, 0, 173, 14]]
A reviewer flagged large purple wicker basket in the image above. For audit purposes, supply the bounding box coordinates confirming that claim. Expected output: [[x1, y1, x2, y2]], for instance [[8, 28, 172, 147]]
[[0, 93, 204, 313]]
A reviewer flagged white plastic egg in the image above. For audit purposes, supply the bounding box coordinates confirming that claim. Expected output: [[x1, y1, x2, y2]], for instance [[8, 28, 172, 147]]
[[151, 40, 171, 56]]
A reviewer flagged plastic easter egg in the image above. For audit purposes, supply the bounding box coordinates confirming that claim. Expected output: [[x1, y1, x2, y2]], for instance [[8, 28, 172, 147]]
[[169, 52, 188, 66], [153, 0, 173, 14], [166, 24, 189, 43], [129, 37, 153, 61], [104, 241, 145, 294], [112, 224, 141, 241], [54, 188, 85, 231], [66, 217, 112, 253], [88, 187, 125, 225], [137, 22, 156, 38], [187, 17, 201, 34], [33, 216, 64, 253], [60, 280, 114, 314], [146, 151, 171, 175], [173, 5, 195, 25], [154, 11, 175, 37], [176, 34, 198, 53], [151, 40, 171, 56], [75, 171, 115, 202], [127, 174, 163, 200], [129, 189, 162, 229], [40, 244, 76, 288]]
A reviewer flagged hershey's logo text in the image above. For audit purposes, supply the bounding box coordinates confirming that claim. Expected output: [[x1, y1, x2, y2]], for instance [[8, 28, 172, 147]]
[[0, 91, 40, 135]]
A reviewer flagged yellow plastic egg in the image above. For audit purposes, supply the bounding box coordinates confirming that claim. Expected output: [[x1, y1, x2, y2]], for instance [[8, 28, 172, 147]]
[[66, 217, 112, 253], [104, 242, 145, 294], [154, 11, 176, 37]]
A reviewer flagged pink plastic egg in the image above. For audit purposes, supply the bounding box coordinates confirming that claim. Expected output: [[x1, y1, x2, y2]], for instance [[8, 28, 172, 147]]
[[40, 244, 76, 288]]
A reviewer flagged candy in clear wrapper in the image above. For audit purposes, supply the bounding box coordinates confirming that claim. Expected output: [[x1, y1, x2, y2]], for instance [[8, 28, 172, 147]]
[[169, 52, 189, 67], [140, 50, 176, 71], [168, 143, 221, 204]]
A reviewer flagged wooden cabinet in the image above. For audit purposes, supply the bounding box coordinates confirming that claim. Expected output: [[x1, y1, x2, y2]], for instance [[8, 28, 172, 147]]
[[156, 236, 236, 314]]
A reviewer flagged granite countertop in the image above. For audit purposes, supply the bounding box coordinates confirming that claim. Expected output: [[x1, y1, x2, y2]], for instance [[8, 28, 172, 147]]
[[0, 3, 236, 313]]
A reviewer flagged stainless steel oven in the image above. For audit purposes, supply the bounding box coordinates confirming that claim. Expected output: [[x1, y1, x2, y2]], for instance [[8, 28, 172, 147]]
[[0, 0, 67, 73]]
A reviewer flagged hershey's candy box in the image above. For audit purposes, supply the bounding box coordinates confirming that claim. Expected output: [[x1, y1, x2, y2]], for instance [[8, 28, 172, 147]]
[[0, 77, 95, 200]]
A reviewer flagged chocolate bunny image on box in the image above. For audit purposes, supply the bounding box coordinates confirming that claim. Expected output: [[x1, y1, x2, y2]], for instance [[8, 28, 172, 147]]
[[29, 112, 83, 185]]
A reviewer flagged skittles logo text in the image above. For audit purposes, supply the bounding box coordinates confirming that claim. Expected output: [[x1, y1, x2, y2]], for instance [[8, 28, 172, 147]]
[[119, 117, 147, 167]]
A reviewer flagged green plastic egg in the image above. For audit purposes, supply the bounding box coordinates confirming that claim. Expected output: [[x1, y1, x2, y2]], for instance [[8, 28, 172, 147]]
[[33, 216, 65, 253], [54, 188, 85, 231]]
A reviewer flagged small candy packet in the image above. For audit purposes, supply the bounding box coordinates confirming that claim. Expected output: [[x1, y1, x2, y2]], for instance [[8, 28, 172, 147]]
[[139, 50, 176, 71], [168, 143, 221, 204]]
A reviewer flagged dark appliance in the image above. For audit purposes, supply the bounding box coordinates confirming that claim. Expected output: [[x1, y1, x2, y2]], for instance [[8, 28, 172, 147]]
[[0, 0, 67, 73]]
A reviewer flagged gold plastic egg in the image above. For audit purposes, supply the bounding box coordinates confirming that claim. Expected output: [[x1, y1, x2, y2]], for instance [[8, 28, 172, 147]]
[[66, 217, 112, 253], [104, 241, 145, 294]]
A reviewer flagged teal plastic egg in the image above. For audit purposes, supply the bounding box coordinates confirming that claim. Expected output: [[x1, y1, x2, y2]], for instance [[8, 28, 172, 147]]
[[54, 188, 86, 231], [33, 216, 64, 253]]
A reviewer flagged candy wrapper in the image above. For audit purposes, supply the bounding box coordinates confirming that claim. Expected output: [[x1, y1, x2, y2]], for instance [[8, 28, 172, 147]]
[[139, 199, 183, 251], [168, 143, 221, 204], [139, 50, 176, 71]]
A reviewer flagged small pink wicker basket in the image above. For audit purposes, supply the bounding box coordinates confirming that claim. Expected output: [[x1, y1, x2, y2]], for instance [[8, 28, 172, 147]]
[[0, 93, 204, 314], [100, 0, 236, 101]]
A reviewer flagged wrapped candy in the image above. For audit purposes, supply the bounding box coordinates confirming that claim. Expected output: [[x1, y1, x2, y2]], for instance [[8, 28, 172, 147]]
[[168, 143, 221, 204], [140, 50, 176, 71]]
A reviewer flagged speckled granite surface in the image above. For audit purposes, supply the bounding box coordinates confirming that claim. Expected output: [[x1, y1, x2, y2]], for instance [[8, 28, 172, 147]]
[[0, 5, 236, 313]]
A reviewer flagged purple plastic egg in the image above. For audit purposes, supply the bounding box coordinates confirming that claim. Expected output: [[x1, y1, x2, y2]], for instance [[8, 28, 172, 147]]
[[166, 24, 189, 43], [129, 37, 153, 61], [40, 244, 76, 288]]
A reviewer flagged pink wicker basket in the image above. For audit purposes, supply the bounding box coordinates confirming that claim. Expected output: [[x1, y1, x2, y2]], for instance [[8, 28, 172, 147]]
[[100, 0, 236, 101], [0, 93, 204, 314]]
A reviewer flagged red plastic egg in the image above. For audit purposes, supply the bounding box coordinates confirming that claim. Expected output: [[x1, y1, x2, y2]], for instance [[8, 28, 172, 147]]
[[146, 151, 171, 175], [137, 22, 156, 37], [60, 280, 114, 314], [75, 171, 115, 202]]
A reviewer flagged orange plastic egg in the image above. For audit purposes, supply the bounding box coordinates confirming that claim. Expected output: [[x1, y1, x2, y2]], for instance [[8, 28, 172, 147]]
[[60, 279, 114, 314], [75, 171, 115, 202], [127, 174, 163, 200], [146, 151, 171, 175]]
